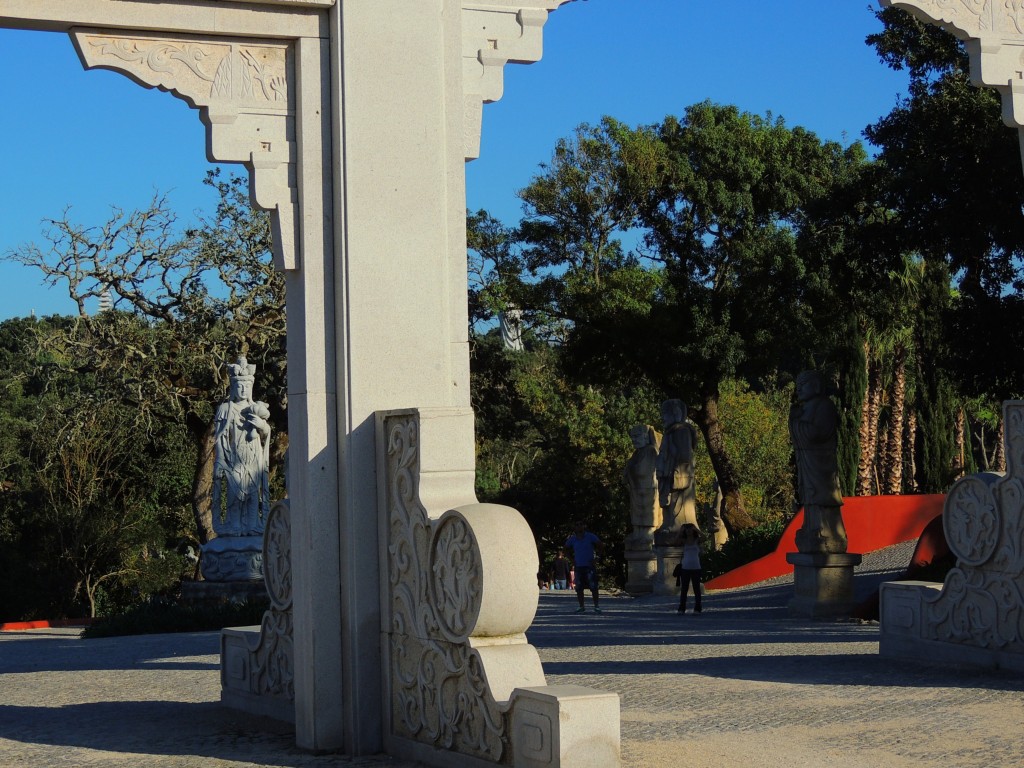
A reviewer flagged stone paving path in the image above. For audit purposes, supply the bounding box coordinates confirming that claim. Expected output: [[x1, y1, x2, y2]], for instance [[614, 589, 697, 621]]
[[2, 569, 1022, 767]]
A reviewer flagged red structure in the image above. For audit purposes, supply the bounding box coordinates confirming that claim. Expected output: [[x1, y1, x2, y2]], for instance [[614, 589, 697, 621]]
[[705, 494, 946, 590]]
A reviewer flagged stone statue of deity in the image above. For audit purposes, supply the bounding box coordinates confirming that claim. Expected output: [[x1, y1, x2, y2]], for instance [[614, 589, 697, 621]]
[[624, 424, 662, 551], [212, 356, 272, 536], [655, 399, 700, 545], [789, 371, 847, 554]]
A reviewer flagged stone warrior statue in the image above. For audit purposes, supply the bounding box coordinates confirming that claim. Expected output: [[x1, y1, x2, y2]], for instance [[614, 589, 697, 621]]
[[655, 399, 700, 545], [789, 371, 847, 554], [624, 424, 662, 551], [212, 356, 272, 537]]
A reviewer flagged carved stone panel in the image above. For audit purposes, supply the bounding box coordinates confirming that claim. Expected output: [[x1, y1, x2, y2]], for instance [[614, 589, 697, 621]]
[[71, 29, 299, 271], [379, 409, 550, 765]]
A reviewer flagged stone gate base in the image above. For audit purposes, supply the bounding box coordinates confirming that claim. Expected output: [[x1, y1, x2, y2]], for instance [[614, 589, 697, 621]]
[[879, 402, 1024, 673]]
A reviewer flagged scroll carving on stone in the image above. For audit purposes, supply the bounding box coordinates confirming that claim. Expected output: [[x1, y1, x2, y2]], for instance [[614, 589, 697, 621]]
[[380, 409, 560, 765], [70, 29, 299, 271], [915, 402, 1024, 652], [220, 498, 294, 712]]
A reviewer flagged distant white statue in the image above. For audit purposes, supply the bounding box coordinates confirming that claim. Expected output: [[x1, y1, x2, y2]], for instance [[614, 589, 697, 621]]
[[212, 356, 272, 537], [499, 307, 524, 351]]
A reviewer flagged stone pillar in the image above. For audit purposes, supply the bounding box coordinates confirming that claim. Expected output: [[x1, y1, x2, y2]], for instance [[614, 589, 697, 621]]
[[785, 552, 862, 619], [652, 546, 683, 596]]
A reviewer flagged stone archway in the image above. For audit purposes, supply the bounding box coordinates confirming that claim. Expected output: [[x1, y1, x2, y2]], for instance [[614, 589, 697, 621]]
[[3, 0, 1021, 765]]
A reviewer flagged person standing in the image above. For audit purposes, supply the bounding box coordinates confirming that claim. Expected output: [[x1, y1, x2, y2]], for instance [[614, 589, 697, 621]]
[[552, 550, 571, 590], [565, 520, 604, 613], [677, 523, 704, 614]]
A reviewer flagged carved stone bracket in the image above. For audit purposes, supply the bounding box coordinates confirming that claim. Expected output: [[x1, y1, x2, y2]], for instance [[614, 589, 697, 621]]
[[461, 1, 578, 160], [880, 401, 1024, 671], [70, 29, 299, 271], [377, 408, 620, 767], [883, 1, 1024, 162]]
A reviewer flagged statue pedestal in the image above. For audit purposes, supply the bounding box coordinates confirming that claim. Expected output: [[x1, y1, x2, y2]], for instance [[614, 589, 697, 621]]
[[201, 536, 264, 582], [181, 579, 268, 608], [786, 552, 862, 618], [624, 549, 657, 595], [653, 546, 683, 596]]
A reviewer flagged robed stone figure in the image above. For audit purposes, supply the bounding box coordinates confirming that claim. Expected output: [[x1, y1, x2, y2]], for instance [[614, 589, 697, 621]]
[[655, 399, 700, 544], [789, 371, 847, 554], [624, 424, 662, 551], [212, 356, 272, 537]]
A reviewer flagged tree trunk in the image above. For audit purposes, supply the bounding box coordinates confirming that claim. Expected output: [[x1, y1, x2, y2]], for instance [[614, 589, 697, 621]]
[[856, 351, 881, 495], [953, 407, 966, 480], [881, 344, 907, 495], [191, 418, 217, 546], [692, 391, 756, 533], [904, 408, 919, 493], [994, 416, 1006, 473]]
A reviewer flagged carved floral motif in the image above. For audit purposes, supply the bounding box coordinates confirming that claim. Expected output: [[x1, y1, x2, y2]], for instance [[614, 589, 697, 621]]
[[383, 415, 506, 763]]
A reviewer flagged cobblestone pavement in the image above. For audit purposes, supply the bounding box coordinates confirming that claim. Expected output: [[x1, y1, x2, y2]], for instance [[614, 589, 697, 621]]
[[2, 562, 1022, 767]]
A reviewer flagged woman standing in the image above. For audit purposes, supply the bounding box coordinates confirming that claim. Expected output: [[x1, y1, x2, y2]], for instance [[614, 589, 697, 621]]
[[677, 523, 704, 614]]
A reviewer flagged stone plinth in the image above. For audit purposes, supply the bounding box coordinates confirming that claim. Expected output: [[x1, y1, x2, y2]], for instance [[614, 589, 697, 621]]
[[786, 552, 862, 618], [201, 536, 264, 582], [624, 549, 657, 595], [181, 579, 268, 608], [653, 546, 683, 596], [511, 685, 620, 768]]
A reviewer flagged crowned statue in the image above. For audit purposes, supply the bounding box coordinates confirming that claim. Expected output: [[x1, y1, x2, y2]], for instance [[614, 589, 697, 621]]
[[201, 356, 273, 581]]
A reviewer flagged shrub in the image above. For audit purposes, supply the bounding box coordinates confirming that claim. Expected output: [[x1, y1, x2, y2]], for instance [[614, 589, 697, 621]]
[[701, 518, 788, 580], [81, 596, 268, 638]]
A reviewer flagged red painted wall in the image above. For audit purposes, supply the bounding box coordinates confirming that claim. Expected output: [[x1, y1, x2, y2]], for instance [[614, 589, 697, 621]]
[[704, 494, 945, 590]]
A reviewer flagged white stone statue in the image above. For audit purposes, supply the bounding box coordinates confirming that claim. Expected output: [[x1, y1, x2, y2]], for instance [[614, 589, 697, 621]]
[[212, 356, 272, 536], [789, 371, 847, 554], [624, 424, 662, 551], [202, 356, 272, 582], [499, 307, 524, 351], [655, 399, 700, 545]]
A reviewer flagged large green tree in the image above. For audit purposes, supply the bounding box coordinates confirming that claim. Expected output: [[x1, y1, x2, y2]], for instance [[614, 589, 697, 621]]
[[502, 105, 865, 532]]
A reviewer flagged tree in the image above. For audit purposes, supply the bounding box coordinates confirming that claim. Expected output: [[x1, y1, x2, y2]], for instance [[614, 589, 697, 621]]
[[5, 172, 287, 547], [630, 103, 865, 530], [0, 316, 193, 619], [500, 105, 866, 533]]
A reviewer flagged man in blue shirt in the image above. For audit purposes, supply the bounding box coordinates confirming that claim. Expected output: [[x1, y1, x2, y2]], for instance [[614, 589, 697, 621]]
[[565, 520, 604, 613]]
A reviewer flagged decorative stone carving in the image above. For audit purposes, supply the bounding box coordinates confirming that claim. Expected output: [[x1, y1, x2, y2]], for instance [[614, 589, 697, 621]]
[[881, 401, 1024, 671], [461, 1, 579, 160], [378, 408, 620, 766], [71, 29, 299, 271], [221, 499, 295, 722], [202, 356, 273, 582], [883, 0, 1024, 163]]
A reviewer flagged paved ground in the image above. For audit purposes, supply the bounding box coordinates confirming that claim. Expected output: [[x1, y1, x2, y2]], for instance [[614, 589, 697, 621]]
[[2, 555, 1022, 767]]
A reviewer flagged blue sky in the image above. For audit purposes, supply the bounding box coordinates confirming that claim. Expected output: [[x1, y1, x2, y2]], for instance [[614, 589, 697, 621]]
[[0, 1, 909, 320]]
